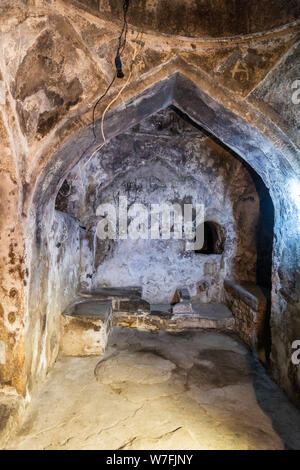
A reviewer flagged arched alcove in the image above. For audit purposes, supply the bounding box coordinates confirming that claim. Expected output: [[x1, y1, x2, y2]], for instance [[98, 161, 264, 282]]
[[54, 107, 261, 304], [195, 221, 225, 255], [24, 73, 300, 405]]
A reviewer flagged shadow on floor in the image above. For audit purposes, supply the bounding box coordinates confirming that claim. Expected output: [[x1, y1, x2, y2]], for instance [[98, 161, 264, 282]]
[[251, 355, 300, 450]]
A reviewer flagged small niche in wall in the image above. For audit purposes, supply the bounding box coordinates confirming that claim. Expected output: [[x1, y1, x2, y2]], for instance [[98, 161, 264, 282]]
[[195, 221, 225, 255]]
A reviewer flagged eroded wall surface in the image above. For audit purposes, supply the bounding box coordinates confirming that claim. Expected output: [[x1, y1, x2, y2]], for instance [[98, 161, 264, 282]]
[[57, 109, 259, 304], [0, 87, 27, 394], [24, 210, 80, 393]]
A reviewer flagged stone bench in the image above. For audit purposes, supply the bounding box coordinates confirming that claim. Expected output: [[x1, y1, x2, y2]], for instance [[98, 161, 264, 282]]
[[60, 300, 113, 356], [60, 287, 235, 356], [78, 287, 150, 315], [224, 279, 267, 351], [114, 302, 234, 331], [60, 287, 150, 356]]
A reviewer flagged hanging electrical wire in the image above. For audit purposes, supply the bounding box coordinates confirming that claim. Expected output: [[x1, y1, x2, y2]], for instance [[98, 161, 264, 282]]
[[59, 0, 132, 197], [114, 0, 130, 78], [70, 32, 142, 185], [91, 75, 116, 140], [92, 0, 130, 138]]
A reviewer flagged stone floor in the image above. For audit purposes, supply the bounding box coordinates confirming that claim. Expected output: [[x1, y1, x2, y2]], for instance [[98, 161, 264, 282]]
[[6, 327, 300, 450]]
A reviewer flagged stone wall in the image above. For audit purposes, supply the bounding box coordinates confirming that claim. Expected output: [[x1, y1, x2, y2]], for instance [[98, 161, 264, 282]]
[[58, 108, 260, 304], [24, 210, 80, 393], [224, 280, 267, 356], [0, 77, 27, 395], [81, 0, 300, 38]]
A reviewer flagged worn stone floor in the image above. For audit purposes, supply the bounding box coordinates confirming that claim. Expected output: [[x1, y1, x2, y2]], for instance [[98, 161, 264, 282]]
[[7, 327, 300, 450]]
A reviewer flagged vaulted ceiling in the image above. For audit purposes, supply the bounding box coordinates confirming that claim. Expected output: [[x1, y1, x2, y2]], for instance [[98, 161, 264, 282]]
[[73, 0, 300, 38]]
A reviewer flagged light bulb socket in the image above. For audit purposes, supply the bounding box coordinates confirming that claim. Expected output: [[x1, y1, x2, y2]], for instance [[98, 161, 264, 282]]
[[115, 55, 124, 79]]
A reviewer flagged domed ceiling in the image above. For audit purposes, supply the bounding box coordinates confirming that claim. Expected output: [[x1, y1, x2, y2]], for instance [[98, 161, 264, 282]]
[[74, 0, 300, 38]]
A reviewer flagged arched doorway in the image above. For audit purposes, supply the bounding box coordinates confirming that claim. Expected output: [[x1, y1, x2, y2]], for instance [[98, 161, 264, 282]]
[[24, 73, 300, 405]]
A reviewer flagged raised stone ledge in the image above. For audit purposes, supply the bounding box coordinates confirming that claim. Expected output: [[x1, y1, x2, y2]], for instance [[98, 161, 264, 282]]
[[79, 286, 143, 300], [60, 294, 235, 357], [78, 287, 149, 314], [60, 300, 113, 356], [113, 308, 234, 331], [224, 279, 267, 351], [224, 280, 267, 312]]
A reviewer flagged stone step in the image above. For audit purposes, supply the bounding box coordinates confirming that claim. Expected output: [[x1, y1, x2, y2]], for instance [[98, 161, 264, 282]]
[[150, 303, 173, 315], [189, 302, 235, 329], [61, 300, 113, 356], [78, 286, 143, 300], [191, 302, 234, 320], [115, 302, 234, 331], [60, 298, 235, 357], [77, 287, 150, 315], [64, 299, 113, 319]]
